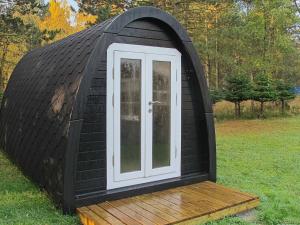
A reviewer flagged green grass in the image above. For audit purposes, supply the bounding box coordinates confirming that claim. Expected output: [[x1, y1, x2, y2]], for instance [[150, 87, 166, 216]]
[[0, 153, 79, 225], [1, 116, 300, 224], [208, 116, 300, 225]]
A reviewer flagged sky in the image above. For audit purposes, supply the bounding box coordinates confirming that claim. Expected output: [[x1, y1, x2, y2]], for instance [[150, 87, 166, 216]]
[[44, 0, 79, 11]]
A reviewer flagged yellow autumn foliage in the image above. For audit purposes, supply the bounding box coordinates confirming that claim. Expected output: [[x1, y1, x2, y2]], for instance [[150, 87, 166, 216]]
[[39, 0, 74, 42], [38, 0, 95, 43], [74, 12, 97, 32], [0, 0, 98, 90]]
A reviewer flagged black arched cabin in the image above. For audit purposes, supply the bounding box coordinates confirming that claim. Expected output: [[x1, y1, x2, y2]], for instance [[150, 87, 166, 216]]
[[0, 7, 216, 212]]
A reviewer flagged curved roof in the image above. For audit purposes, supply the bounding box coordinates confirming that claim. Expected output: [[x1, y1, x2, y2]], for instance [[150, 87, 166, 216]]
[[0, 7, 212, 209]]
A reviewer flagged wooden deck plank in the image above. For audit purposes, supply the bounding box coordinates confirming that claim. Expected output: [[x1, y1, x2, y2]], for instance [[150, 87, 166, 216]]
[[137, 195, 190, 220], [148, 193, 199, 216], [152, 193, 205, 215], [77, 207, 111, 225], [165, 190, 228, 216], [173, 185, 232, 205], [77, 182, 260, 225], [108, 200, 155, 225], [99, 202, 142, 225], [120, 198, 169, 225], [176, 185, 239, 206], [131, 197, 178, 223], [88, 205, 125, 225], [164, 188, 229, 209], [196, 182, 252, 201], [201, 181, 258, 199], [188, 184, 251, 205], [175, 198, 260, 225]]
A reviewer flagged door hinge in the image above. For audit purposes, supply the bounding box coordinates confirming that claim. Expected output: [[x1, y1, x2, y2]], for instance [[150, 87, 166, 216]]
[[175, 146, 177, 158], [112, 67, 114, 79], [112, 93, 114, 107], [176, 69, 178, 81], [112, 154, 114, 167], [176, 94, 178, 105]]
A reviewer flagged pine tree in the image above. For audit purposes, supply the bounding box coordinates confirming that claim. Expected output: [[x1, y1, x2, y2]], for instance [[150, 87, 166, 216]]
[[274, 79, 296, 113], [252, 74, 277, 116], [209, 88, 223, 105], [224, 74, 252, 117]]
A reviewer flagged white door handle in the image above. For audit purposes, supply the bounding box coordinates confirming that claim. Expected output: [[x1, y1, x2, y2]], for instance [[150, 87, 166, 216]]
[[148, 101, 162, 105]]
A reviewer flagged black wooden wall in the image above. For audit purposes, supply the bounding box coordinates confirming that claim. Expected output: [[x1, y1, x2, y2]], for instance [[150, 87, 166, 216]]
[[74, 19, 209, 198]]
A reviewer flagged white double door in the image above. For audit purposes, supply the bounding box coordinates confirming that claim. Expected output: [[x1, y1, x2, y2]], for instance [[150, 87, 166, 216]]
[[107, 44, 181, 189]]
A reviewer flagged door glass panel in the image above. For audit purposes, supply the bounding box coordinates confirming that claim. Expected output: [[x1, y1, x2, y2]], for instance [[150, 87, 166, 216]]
[[120, 58, 141, 173], [152, 61, 171, 168]]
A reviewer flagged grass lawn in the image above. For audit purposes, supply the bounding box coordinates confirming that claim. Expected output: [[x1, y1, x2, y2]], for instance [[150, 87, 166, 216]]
[[0, 153, 79, 225], [0, 116, 300, 224], [210, 116, 300, 225]]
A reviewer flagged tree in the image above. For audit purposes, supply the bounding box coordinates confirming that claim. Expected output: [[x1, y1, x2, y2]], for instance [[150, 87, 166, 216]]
[[0, 91, 3, 103], [75, 0, 129, 23], [274, 79, 296, 113], [209, 88, 223, 105], [1, 0, 300, 93], [74, 11, 97, 32], [12, 0, 51, 49], [224, 74, 252, 117], [0, 0, 47, 92], [0, 0, 97, 92], [75, 0, 300, 89], [38, 0, 74, 42], [252, 73, 276, 116]]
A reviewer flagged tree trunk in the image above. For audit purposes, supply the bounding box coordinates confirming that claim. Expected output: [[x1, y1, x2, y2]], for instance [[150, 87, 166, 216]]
[[234, 102, 238, 118], [281, 100, 285, 114], [215, 7, 219, 90], [260, 101, 264, 116], [0, 38, 9, 93], [250, 73, 254, 112], [238, 102, 241, 117], [204, 3, 210, 87], [262, 0, 267, 63]]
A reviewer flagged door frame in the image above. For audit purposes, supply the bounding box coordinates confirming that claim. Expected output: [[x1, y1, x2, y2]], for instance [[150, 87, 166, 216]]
[[106, 43, 181, 190]]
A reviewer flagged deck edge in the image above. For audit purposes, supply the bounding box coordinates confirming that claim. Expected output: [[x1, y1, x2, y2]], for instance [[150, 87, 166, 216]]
[[174, 198, 260, 225]]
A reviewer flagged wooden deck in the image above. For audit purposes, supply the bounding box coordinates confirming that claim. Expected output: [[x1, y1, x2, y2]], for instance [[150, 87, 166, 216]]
[[77, 181, 259, 225]]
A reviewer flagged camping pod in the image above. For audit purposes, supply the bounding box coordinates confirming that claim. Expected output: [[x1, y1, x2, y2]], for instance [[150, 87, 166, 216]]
[[0, 7, 216, 213]]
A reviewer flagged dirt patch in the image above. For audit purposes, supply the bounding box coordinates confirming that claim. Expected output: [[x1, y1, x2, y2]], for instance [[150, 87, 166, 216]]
[[236, 209, 258, 223], [216, 119, 291, 135], [215, 97, 300, 136]]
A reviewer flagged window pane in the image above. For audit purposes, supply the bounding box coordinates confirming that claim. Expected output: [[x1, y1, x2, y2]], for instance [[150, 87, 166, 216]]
[[120, 58, 141, 173], [152, 61, 171, 168]]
